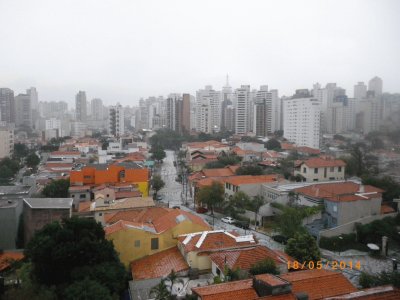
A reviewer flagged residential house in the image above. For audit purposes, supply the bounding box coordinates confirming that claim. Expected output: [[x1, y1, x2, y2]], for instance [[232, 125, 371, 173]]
[[69, 161, 150, 196], [177, 230, 257, 272], [294, 156, 346, 182], [224, 175, 281, 199], [295, 181, 384, 228], [23, 198, 73, 243], [104, 207, 210, 266], [192, 269, 364, 300]]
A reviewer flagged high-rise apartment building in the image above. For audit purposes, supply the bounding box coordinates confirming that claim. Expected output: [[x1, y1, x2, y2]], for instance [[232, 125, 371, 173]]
[[253, 86, 280, 136], [196, 86, 221, 133], [234, 85, 251, 134], [354, 82, 367, 101], [283, 97, 321, 149], [368, 76, 383, 98], [109, 104, 125, 137], [224, 105, 235, 132], [15, 93, 32, 127], [0, 126, 14, 159], [39, 101, 68, 118], [0, 88, 16, 124], [75, 91, 87, 122], [181, 94, 191, 133], [91, 98, 104, 120]]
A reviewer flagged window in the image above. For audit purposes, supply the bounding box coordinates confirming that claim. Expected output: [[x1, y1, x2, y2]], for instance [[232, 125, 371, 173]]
[[314, 168, 318, 174], [333, 205, 337, 212], [84, 175, 91, 179], [338, 166, 342, 172], [151, 238, 159, 250], [134, 240, 140, 248], [79, 194, 86, 199], [303, 167, 306, 173], [324, 168, 327, 178], [330, 167, 334, 172]]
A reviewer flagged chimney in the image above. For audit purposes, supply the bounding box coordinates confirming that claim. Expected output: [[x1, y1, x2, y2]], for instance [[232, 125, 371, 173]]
[[359, 184, 365, 193]]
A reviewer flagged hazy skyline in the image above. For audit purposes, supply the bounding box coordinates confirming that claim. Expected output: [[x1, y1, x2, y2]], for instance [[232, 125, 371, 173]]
[[1, 0, 399, 106]]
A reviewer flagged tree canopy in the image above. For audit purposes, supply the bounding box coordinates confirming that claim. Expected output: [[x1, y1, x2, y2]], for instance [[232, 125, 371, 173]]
[[151, 175, 165, 196], [25, 217, 126, 298], [42, 179, 70, 198], [196, 181, 224, 214], [235, 165, 263, 175], [151, 145, 166, 162], [265, 138, 281, 150], [26, 153, 40, 168], [249, 258, 279, 276], [285, 233, 321, 263]]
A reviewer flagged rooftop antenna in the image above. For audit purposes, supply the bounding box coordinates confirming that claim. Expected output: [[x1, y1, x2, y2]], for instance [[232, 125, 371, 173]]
[[225, 74, 230, 87]]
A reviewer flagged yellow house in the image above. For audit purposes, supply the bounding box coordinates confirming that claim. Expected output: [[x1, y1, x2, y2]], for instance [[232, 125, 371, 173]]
[[105, 207, 211, 267], [177, 230, 257, 272]]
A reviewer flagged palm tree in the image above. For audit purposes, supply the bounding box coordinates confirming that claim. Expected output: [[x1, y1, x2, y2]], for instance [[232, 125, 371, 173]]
[[149, 280, 170, 300]]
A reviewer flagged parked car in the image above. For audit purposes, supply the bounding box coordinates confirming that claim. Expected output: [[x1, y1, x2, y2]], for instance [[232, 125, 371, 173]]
[[156, 195, 163, 201], [196, 207, 208, 214], [221, 217, 235, 224], [172, 206, 180, 209], [233, 220, 250, 229]]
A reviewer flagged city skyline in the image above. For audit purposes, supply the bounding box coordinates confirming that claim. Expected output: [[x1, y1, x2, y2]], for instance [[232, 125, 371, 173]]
[[1, 0, 399, 105]]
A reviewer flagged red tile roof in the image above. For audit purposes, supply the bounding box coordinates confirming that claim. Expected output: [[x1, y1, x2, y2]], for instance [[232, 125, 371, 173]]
[[209, 245, 290, 271], [104, 207, 210, 234], [78, 201, 92, 213], [178, 230, 256, 253], [279, 269, 357, 299], [381, 204, 395, 214], [0, 251, 24, 272], [301, 157, 346, 168], [296, 146, 321, 155], [131, 247, 189, 280], [224, 175, 279, 186], [202, 168, 236, 177], [295, 182, 384, 202], [192, 279, 258, 300], [115, 191, 142, 199], [323, 286, 400, 299], [255, 274, 289, 287]]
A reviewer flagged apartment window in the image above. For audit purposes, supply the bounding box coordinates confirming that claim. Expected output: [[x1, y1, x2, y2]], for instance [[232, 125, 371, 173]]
[[151, 238, 159, 250], [314, 168, 318, 174], [84, 175, 91, 179], [303, 167, 306, 174], [338, 166, 342, 172], [134, 240, 140, 248], [324, 168, 327, 178], [79, 194, 86, 199], [330, 167, 334, 172]]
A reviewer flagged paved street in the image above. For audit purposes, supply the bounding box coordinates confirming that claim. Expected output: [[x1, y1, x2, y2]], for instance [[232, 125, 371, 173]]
[[158, 150, 284, 250]]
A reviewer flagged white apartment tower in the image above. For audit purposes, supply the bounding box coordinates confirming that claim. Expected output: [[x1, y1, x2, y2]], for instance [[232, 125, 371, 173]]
[[234, 85, 251, 134], [368, 76, 383, 98], [91, 98, 104, 120], [109, 104, 124, 137], [196, 86, 221, 133], [283, 97, 321, 149], [14, 93, 32, 127], [0, 126, 14, 159], [354, 82, 367, 101], [75, 91, 87, 122]]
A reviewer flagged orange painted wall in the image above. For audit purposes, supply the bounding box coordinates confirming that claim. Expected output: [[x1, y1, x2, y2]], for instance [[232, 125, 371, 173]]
[[70, 165, 149, 185]]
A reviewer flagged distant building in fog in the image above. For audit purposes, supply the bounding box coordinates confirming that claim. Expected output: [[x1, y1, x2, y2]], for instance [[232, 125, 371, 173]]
[[0, 88, 15, 124], [368, 76, 383, 98], [91, 98, 104, 120], [354, 82, 367, 101], [75, 91, 87, 122], [109, 104, 124, 137], [15, 93, 32, 127], [0, 126, 14, 159]]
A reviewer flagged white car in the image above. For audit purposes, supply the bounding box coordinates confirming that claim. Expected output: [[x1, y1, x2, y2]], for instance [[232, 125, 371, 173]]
[[221, 217, 235, 224]]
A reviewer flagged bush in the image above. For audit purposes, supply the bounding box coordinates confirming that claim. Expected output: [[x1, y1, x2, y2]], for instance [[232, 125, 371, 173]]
[[249, 258, 279, 275], [319, 233, 369, 252], [356, 216, 400, 245], [272, 235, 288, 245]]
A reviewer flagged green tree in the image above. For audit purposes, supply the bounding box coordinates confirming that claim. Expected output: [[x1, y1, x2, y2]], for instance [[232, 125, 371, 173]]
[[265, 139, 281, 150], [285, 233, 321, 263], [42, 179, 70, 198], [362, 175, 400, 202], [25, 217, 126, 297], [247, 195, 265, 230], [235, 165, 263, 175], [150, 280, 171, 300], [273, 205, 306, 238], [224, 191, 249, 218], [26, 153, 40, 168], [359, 271, 400, 288], [151, 175, 165, 197], [151, 146, 166, 162], [196, 181, 224, 214], [249, 258, 279, 275], [13, 143, 30, 160], [64, 278, 112, 300]]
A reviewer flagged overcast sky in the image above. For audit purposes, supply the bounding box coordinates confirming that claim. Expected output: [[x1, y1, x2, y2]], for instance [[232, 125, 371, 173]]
[[1, 0, 399, 106]]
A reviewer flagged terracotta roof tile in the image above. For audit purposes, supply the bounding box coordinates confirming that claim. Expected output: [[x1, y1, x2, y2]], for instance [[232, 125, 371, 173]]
[[301, 157, 345, 168], [323, 286, 400, 299], [209, 245, 290, 271], [192, 279, 258, 300], [295, 182, 384, 202], [178, 231, 256, 253], [78, 201, 92, 213], [0, 251, 24, 272], [131, 247, 189, 280], [202, 168, 236, 177], [279, 269, 357, 299], [224, 175, 279, 186], [381, 204, 395, 214], [115, 191, 142, 199]]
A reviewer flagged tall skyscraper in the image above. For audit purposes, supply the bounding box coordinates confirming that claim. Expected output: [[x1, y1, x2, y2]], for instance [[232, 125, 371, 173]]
[[368, 76, 383, 98], [181, 93, 191, 133], [221, 75, 232, 130], [283, 97, 321, 149], [75, 91, 87, 122], [91, 98, 104, 120], [253, 85, 270, 137], [0, 88, 15, 124], [27, 87, 38, 111], [224, 105, 235, 132], [0, 126, 14, 159], [15, 93, 32, 127], [234, 85, 251, 134], [109, 104, 124, 137], [196, 86, 221, 133], [354, 82, 367, 101]]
